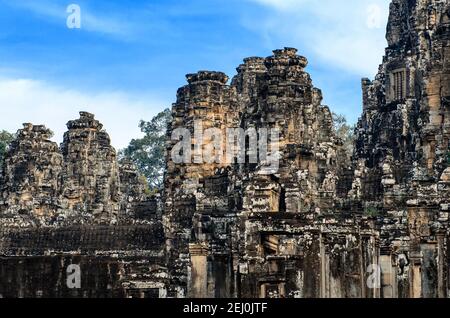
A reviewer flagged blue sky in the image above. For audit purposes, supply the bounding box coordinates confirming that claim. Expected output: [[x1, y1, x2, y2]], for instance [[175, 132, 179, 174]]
[[0, 0, 390, 148]]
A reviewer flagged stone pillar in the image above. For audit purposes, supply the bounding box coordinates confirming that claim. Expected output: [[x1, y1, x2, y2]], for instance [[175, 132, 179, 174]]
[[320, 233, 330, 298], [409, 252, 423, 298], [380, 253, 396, 298], [437, 232, 447, 298], [188, 243, 209, 298]]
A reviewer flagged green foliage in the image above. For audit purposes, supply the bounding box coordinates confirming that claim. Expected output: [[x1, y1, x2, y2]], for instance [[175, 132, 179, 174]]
[[47, 129, 55, 139], [0, 130, 14, 167], [119, 109, 172, 191], [332, 113, 356, 159], [364, 206, 380, 218]]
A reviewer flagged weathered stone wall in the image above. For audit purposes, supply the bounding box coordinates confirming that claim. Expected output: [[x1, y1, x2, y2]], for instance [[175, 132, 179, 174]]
[[0, 112, 156, 226], [237, 48, 340, 214], [0, 223, 167, 298], [0, 113, 165, 298], [0, 255, 167, 298], [163, 70, 240, 296], [353, 0, 450, 298], [236, 214, 379, 298], [0, 224, 164, 255], [0, 124, 63, 227], [163, 48, 369, 298], [61, 112, 120, 224], [162, 0, 450, 299]]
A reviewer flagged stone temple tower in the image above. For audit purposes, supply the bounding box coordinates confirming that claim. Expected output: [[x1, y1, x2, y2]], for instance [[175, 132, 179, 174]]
[[164, 48, 347, 298], [61, 112, 121, 224], [354, 0, 450, 298], [0, 124, 63, 226]]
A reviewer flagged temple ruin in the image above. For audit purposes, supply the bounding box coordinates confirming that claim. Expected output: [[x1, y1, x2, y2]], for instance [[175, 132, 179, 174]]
[[0, 0, 449, 298]]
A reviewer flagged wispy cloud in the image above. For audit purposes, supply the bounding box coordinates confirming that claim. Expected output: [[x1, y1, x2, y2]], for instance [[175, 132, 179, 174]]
[[248, 0, 308, 11], [246, 0, 390, 76], [0, 0, 133, 38], [0, 77, 167, 149]]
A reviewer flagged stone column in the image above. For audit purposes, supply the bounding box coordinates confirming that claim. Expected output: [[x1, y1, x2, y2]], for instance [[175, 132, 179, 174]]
[[188, 243, 209, 298], [409, 252, 423, 298], [437, 232, 447, 298]]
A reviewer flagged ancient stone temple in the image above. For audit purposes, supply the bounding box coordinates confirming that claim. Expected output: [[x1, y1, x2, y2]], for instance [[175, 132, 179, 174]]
[[0, 124, 63, 227], [60, 112, 121, 225], [0, 0, 449, 299], [0, 113, 166, 298], [163, 48, 379, 298], [163, 0, 450, 298], [352, 0, 450, 298]]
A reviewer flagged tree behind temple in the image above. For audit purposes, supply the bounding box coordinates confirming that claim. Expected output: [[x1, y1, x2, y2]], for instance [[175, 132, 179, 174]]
[[0, 130, 14, 169], [119, 109, 172, 191], [332, 113, 355, 161]]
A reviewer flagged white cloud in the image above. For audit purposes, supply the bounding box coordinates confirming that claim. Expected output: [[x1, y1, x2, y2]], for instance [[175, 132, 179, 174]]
[[0, 77, 167, 149], [246, 0, 391, 76], [2, 0, 132, 37]]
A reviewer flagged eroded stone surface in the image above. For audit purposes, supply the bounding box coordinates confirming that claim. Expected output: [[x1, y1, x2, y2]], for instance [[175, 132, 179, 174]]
[[0, 124, 63, 227], [163, 48, 372, 298], [162, 0, 450, 298], [0, 112, 155, 226], [353, 0, 450, 298], [0, 113, 165, 298]]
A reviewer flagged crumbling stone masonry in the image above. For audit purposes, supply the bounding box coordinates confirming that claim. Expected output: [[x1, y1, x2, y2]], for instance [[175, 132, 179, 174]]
[[0, 113, 166, 298], [0, 124, 62, 227], [0, 0, 449, 299], [163, 0, 450, 298], [61, 112, 121, 224], [163, 47, 365, 298], [352, 0, 450, 298]]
